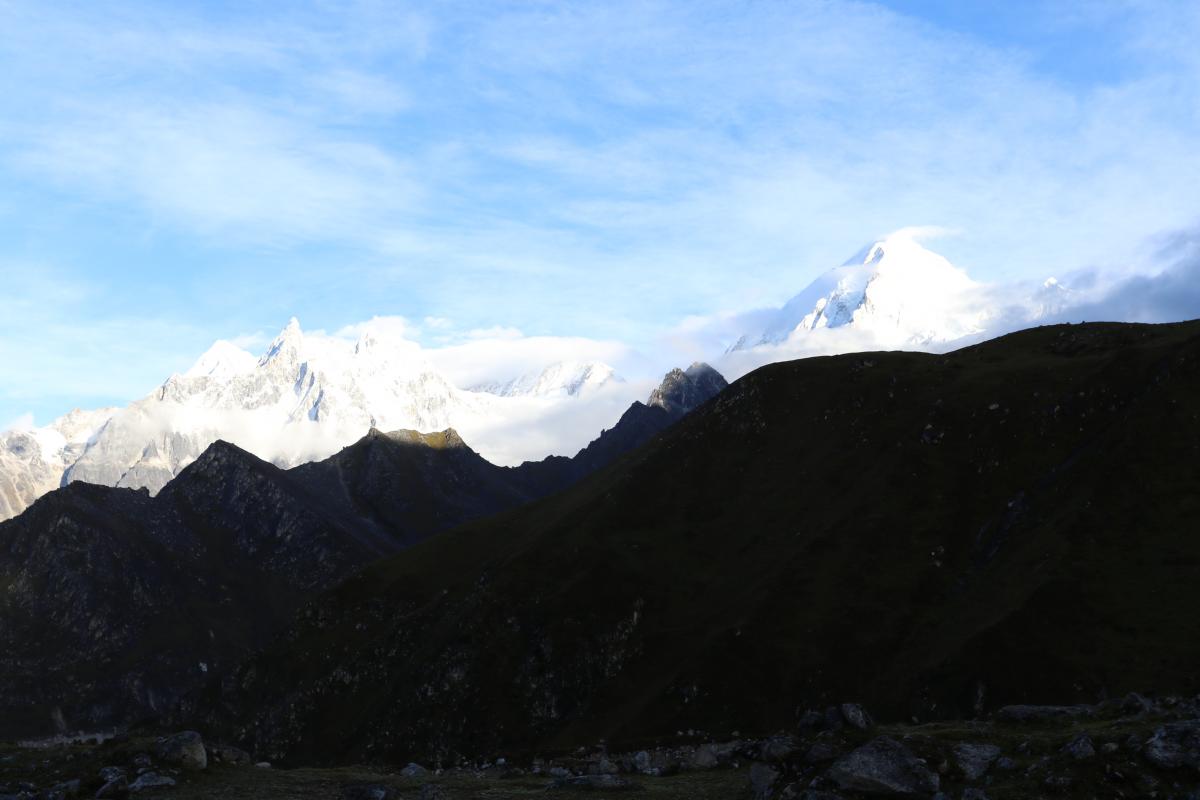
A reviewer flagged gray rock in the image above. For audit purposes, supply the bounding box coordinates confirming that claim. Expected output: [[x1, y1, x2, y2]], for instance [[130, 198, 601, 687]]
[[1121, 692, 1156, 715], [953, 743, 1001, 781], [760, 736, 798, 762], [550, 774, 638, 791], [629, 750, 677, 777], [48, 780, 82, 799], [586, 756, 618, 775], [749, 762, 780, 800], [804, 741, 842, 764], [1061, 734, 1095, 760], [994, 756, 1016, 771], [94, 776, 128, 799], [828, 737, 940, 796], [1143, 720, 1200, 770], [128, 774, 175, 792], [154, 731, 206, 771], [1042, 774, 1072, 790], [254, 762, 271, 769], [341, 785, 395, 800], [1100, 742, 1119, 755], [996, 704, 1094, 723], [824, 706, 847, 731], [841, 703, 873, 731], [400, 763, 428, 778], [97, 768, 126, 784], [130, 755, 151, 770], [689, 746, 719, 770], [797, 710, 825, 732], [207, 745, 251, 766]]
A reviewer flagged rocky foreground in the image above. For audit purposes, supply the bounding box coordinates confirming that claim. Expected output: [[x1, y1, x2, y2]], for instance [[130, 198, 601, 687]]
[[4, 698, 1200, 799]]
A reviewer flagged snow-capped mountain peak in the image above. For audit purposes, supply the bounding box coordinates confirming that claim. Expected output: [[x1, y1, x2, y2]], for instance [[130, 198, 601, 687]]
[[184, 340, 258, 379], [733, 229, 987, 351], [260, 316, 306, 369]]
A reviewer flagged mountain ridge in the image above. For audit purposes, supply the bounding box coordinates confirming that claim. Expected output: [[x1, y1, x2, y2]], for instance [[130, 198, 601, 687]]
[[0, 320, 627, 522], [0, 362, 726, 740], [200, 320, 1200, 765]]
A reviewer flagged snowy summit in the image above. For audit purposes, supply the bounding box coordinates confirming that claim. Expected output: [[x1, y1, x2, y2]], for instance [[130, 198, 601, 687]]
[[732, 229, 989, 352]]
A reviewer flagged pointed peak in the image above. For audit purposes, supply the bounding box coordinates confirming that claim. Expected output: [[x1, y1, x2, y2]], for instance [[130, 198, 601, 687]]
[[647, 363, 728, 416], [260, 317, 305, 365]]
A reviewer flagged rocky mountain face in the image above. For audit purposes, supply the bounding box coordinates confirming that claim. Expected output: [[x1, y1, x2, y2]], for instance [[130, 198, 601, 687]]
[[0, 320, 625, 522], [0, 408, 117, 521], [0, 364, 725, 740], [205, 321, 1200, 766]]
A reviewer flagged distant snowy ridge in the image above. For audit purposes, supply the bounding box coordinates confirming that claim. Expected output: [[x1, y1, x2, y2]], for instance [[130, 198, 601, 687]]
[[730, 229, 990, 352], [0, 319, 632, 521], [471, 360, 620, 398]]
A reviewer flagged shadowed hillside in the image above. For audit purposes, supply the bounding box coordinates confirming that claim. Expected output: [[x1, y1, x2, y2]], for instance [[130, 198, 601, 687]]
[[207, 321, 1200, 766], [0, 366, 726, 739]]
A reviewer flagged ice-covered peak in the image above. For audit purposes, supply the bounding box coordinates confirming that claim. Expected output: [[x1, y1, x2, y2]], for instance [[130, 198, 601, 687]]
[[260, 318, 305, 366], [733, 230, 987, 351], [185, 340, 258, 379]]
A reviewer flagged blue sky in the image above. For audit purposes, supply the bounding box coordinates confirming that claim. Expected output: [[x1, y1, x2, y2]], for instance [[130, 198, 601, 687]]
[[3, 0, 1200, 426]]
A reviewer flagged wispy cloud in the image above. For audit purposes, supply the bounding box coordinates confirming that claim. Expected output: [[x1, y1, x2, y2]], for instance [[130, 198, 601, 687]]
[[2, 0, 1200, 422]]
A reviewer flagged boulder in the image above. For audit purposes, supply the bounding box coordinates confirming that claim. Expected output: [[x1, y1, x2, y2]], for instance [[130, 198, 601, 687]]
[[399, 763, 428, 778], [94, 777, 128, 799], [207, 745, 251, 766], [1061, 734, 1094, 760], [97, 769, 125, 785], [154, 731, 206, 771], [586, 756, 618, 775], [953, 743, 1001, 781], [841, 704, 873, 731], [128, 774, 175, 793], [760, 736, 798, 762], [689, 746, 719, 769], [47, 780, 81, 799], [1143, 721, 1200, 771], [827, 737, 940, 796], [749, 762, 780, 800], [1121, 692, 1156, 715], [804, 741, 842, 764], [797, 710, 825, 732]]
